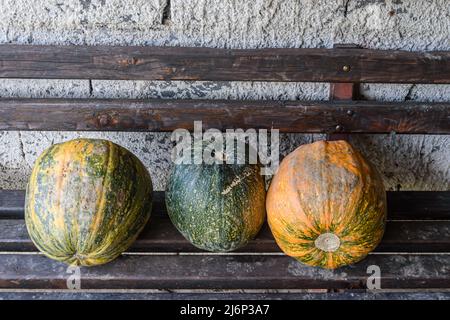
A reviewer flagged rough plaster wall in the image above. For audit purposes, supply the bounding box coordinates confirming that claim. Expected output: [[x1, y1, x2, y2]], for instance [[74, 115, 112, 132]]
[[0, 0, 449, 191]]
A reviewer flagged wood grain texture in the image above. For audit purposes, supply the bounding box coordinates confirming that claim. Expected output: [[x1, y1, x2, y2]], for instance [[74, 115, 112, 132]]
[[2, 191, 449, 220], [1, 45, 449, 83], [0, 98, 448, 133], [0, 253, 448, 289]]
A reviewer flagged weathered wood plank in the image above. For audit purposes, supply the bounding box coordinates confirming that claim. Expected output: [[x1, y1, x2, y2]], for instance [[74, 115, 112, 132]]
[[2, 190, 448, 220], [0, 98, 449, 133], [0, 290, 448, 300], [0, 218, 448, 253], [1, 45, 449, 83], [0, 253, 448, 289]]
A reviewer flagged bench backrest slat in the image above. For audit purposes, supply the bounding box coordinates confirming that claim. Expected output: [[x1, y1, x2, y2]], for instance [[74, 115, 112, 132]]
[[1, 45, 449, 83], [0, 44, 449, 134], [0, 98, 448, 134]]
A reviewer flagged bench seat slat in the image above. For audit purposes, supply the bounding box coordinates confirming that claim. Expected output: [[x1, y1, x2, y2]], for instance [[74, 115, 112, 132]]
[[0, 253, 448, 290], [2, 191, 449, 220], [0, 290, 449, 300], [0, 218, 449, 253]]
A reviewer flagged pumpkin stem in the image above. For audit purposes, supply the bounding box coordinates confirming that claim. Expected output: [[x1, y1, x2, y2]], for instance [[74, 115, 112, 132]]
[[314, 233, 340, 252]]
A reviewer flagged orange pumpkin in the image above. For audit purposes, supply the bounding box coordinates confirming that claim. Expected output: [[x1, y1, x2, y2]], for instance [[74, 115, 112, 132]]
[[266, 140, 386, 269]]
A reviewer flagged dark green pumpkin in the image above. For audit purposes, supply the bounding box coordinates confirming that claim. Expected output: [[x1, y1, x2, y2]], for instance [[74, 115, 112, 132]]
[[25, 138, 153, 266], [166, 144, 266, 252]]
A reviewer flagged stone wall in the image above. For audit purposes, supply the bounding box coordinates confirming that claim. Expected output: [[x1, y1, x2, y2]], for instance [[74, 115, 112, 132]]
[[0, 0, 449, 191]]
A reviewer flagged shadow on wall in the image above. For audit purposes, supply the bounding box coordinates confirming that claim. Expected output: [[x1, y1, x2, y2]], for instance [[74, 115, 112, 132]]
[[1, 131, 448, 191], [349, 134, 450, 191], [267, 133, 449, 192]]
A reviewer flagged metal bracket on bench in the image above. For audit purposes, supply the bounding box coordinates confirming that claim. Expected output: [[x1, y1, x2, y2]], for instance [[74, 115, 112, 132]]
[[327, 44, 361, 141]]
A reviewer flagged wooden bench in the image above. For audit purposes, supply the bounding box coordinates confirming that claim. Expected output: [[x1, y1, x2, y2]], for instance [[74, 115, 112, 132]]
[[0, 44, 449, 300]]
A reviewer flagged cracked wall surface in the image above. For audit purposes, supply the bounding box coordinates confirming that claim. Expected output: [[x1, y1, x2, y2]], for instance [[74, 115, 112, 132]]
[[0, 0, 449, 191]]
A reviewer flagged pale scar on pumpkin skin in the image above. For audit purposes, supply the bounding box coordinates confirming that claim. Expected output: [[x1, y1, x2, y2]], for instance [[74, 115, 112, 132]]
[[221, 167, 254, 195]]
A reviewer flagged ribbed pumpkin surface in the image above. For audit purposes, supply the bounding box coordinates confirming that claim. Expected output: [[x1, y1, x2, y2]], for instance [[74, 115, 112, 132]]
[[25, 139, 153, 266], [266, 140, 386, 269], [166, 146, 266, 252]]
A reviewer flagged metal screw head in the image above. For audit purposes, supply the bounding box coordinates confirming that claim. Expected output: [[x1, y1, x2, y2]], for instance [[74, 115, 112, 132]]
[[342, 65, 351, 72], [335, 125, 343, 132]]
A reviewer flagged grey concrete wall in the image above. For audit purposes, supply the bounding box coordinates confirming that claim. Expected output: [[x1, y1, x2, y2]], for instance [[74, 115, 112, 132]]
[[0, 0, 449, 191]]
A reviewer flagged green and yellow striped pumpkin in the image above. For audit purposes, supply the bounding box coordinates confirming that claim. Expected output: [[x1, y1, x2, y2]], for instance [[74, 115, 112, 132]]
[[267, 140, 386, 269], [166, 144, 266, 252], [25, 138, 153, 266]]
